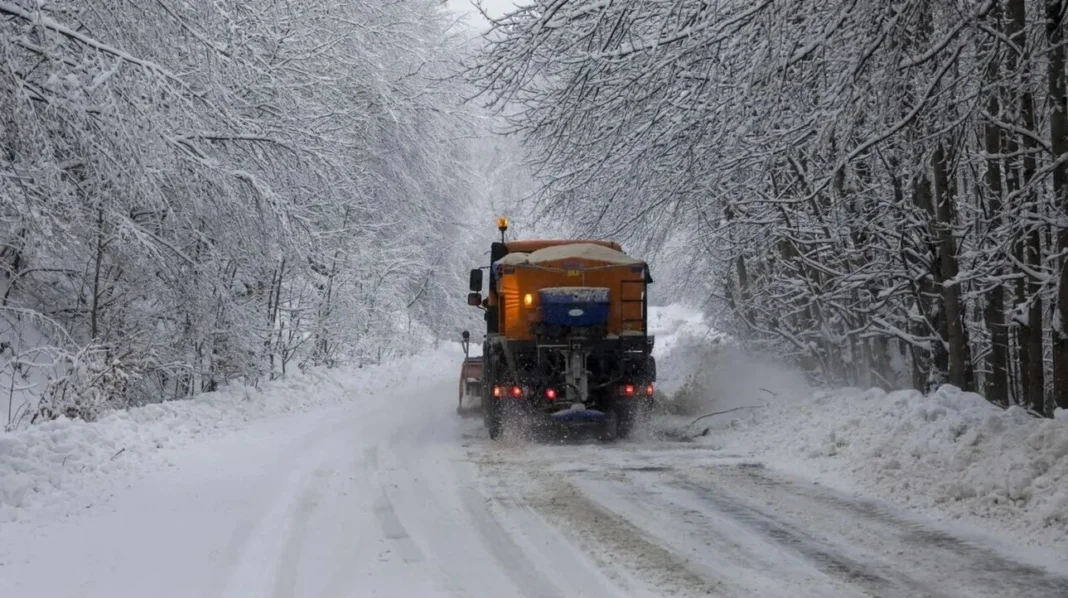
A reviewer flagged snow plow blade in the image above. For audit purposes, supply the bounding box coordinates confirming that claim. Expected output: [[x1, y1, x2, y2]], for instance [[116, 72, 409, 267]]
[[456, 358, 483, 416], [457, 331, 484, 417]]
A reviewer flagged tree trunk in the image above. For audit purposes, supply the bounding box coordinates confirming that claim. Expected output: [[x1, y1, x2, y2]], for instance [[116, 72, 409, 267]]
[[911, 170, 946, 390], [267, 257, 285, 379], [1007, 0, 1046, 413], [724, 203, 753, 326], [981, 5, 1010, 404], [90, 204, 106, 342], [1047, 0, 1068, 412], [932, 141, 969, 388]]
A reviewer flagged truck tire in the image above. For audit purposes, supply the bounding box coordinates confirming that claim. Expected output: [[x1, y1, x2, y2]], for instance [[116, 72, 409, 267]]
[[599, 410, 619, 442], [485, 399, 502, 439], [615, 404, 639, 439]]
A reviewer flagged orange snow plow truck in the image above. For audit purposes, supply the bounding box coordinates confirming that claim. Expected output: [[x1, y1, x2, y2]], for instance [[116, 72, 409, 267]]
[[459, 217, 656, 440]]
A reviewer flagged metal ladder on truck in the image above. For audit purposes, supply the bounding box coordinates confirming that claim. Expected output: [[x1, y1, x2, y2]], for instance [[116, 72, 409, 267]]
[[619, 278, 647, 336]]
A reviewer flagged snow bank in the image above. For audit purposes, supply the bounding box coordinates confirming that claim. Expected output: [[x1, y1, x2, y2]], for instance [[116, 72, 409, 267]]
[[0, 345, 460, 523], [705, 384, 1068, 551], [648, 304, 716, 358], [645, 305, 792, 411], [645, 304, 1068, 550]]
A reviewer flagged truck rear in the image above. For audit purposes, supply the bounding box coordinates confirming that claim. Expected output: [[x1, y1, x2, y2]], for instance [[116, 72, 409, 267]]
[[465, 219, 655, 440]]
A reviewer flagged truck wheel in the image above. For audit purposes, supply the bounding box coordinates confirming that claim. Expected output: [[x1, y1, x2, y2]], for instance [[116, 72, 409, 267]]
[[615, 404, 638, 439], [485, 400, 502, 439], [600, 410, 619, 442]]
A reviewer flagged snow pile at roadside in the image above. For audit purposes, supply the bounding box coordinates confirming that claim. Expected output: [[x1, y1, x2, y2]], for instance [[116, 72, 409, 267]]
[[647, 305, 1068, 549], [0, 345, 460, 522], [705, 383, 1068, 549], [647, 304, 730, 399]]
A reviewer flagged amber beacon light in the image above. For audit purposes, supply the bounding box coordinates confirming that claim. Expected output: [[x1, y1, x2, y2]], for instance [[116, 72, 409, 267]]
[[497, 216, 509, 243]]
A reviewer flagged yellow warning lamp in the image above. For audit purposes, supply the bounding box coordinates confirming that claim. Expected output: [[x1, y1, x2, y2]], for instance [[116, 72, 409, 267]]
[[523, 293, 534, 307], [497, 216, 509, 243]]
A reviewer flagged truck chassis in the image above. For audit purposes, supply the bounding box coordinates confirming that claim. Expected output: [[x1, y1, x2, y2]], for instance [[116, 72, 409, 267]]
[[480, 333, 655, 440]]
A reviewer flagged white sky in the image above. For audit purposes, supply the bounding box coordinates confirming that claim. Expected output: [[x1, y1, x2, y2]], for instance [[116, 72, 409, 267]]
[[445, 0, 517, 23]]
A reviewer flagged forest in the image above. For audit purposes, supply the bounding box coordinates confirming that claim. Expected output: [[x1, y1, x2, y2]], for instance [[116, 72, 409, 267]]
[[5, 0, 1068, 427], [469, 0, 1068, 417], [0, 0, 533, 427]]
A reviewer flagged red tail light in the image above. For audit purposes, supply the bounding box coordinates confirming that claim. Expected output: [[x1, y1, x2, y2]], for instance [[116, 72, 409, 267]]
[[492, 385, 503, 398], [622, 384, 636, 397], [510, 385, 523, 398], [645, 383, 655, 396], [545, 388, 557, 400]]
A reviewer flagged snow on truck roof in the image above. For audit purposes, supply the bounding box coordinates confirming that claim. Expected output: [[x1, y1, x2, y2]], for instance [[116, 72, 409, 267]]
[[496, 252, 531, 265], [498, 243, 643, 266], [529, 243, 642, 265], [505, 239, 622, 253]]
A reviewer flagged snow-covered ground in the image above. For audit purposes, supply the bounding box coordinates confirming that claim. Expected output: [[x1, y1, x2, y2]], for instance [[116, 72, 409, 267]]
[[0, 352, 434, 522], [696, 383, 1068, 554], [1, 304, 1067, 597], [649, 305, 1068, 555]]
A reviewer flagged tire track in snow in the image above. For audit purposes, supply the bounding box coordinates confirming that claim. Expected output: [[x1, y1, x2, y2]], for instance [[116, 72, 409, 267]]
[[212, 419, 345, 579], [316, 443, 417, 598], [270, 467, 331, 598], [666, 477, 933, 597], [378, 410, 585, 598], [749, 464, 1068, 594], [315, 433, 453, 598], [217, 414, 358, 598], [316, 398, 589, 598], [454, 481, 576, 598], [475, 458, 727, 598], [677, 464, 1068, 598], [484, 439, 1068, 598], [566, 472, 872, 598], [365, 445, 425, 565]]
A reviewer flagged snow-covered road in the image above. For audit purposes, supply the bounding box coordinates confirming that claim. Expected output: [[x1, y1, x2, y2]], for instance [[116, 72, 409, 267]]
[[480, 442, 1068, 598], [3, 359, 1068, 597]]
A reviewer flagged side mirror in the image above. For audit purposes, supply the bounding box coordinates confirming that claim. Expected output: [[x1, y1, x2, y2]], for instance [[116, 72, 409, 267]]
[[461, 330, 470, 341], [467, 292, 482, 307], [469, 268, 483, 292]]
